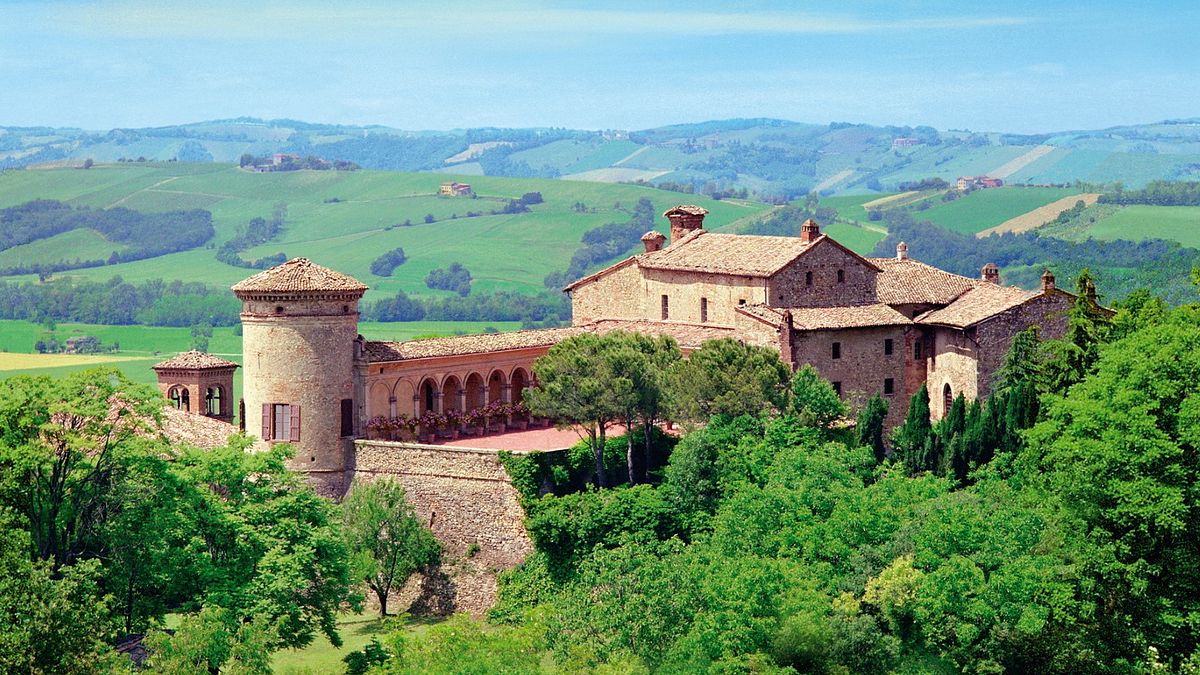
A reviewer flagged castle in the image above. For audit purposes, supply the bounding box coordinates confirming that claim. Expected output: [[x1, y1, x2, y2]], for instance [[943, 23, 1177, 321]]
[[154, 205, 1074, 496], [150, 204, 1075, 612]]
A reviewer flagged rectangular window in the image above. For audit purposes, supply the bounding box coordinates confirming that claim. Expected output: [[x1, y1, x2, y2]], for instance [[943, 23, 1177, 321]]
[[884, 378, 895, 395], [837, 269, 845, 284], [661, 294, 669, 320], [832, 381, 842, 396], [700, 297, 708, 323], [914, 341, 922, 359], [272, 403, 291, 441], [832, 342, 841, 360], [805, 271, 813, 286], [340, 398, 354, 437], [884, 338, 894, 355]]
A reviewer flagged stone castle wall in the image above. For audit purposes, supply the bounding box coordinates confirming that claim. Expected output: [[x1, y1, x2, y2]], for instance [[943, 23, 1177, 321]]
[[975, 291, 1071, 400], [790, 324, 910, 427], [640, 269, 769, 325], [570, 261, 642, 324], [351, 441, 547, 615], [768, 239, 878, 308]]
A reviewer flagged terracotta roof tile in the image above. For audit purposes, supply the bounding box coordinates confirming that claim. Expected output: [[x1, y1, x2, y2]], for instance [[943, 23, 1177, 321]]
[[917, 284, 1040, 328], [152, 351, 239, 370], [365, 327, 586, 362], [231, 258, 368, 295], [663, 205, 709, 217], [639, 230, 820, 277], [587, 319, 736, 349], [159, 407, 240, 449], [735, 303, 788, 328], [870, 257, 980, 305], [787, 303, 912, 330]]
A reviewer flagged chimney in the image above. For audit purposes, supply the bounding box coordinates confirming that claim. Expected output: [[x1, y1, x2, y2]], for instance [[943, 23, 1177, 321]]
[[800, 218, 820, 243], [664, 205, 708, 245], [981, 262, 1000, 285], [896, 241, 909, 261], [1041, 269, 1056, 292], [640, 230, 666, 253]]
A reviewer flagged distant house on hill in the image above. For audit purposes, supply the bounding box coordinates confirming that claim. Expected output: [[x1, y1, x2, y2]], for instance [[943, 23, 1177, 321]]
[[272, 153, 299, 166], [64, 335, 101, 354], [439, 181, 473, 196], [957, 176, 1004, 191], [892, 137, 921, 148]]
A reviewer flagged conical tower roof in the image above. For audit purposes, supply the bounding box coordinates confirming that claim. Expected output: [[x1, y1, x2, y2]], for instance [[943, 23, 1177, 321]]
[[231, 258, 367, 296]]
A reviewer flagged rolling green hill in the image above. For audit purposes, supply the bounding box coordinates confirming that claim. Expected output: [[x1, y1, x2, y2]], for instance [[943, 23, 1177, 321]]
[[910, 187, 1079, 235], [0, 164, 769, 299]]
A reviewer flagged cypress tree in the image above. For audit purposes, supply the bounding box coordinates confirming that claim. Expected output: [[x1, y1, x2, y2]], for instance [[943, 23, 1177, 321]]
[[893, 385, 932, 474], [856, 393, 889, 463]]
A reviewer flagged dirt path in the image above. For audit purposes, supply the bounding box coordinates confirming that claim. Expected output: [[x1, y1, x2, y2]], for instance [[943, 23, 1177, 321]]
[[975, 193, 1101, 238], [862, 191, 918, 209], [988, 145, 1055, 179], [813, 169, 854, 193], [613, 145, 652, 167], [107, 176, 179, 208]]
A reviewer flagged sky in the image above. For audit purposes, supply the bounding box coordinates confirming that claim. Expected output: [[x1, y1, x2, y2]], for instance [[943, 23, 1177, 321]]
[[1, 0, 1197, 133]]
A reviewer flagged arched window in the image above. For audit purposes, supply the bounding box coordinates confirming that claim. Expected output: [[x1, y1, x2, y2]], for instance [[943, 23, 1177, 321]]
[[943, 383, 953, 416], [205, 386, 222, 416], [169, 386, 190, 411]]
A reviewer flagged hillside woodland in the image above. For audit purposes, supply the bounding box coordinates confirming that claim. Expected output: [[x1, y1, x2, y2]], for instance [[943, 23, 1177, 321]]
[[4, 275, 1200, 673]]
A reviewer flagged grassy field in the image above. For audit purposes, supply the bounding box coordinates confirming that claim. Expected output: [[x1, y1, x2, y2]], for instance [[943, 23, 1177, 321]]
[[0, 319, 524, 399], [914, 187, 1079, 235], [1075, 204, 1200, 248], [0, 164, 771, 300]]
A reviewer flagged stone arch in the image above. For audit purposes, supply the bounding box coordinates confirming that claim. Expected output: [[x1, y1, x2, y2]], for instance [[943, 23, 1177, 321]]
[[942, 382, 953, 418], [441, 375, 463, 412], [464, 372, 486, 411], [168, 385, 189, 412], [418, 377, 439, 415], [487, 369, 507, 404], [368, 381, 392, 418], [205, 385, 224, 417], [510, 367, 529, 405]]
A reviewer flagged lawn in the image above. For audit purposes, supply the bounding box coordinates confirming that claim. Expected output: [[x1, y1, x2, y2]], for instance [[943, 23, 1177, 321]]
[[1080, 204, 1200, 248], [914, 187, 1078, 235], [0, 164, 771, 300], [272, 612, 403, 675]]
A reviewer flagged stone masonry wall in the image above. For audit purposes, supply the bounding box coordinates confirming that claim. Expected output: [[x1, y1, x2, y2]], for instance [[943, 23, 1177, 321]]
[[768, 239, 878, 308], [975, 291, 1071, 400], [790, 324, 910, 428], [640, 269, 769, 325], [570, 261, 643, 324], [925, 326, 980, 420], [351, 441, 547, 616]]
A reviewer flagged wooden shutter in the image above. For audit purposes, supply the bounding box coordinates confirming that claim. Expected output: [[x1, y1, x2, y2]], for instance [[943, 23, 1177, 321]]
[[289, 405, 301, 442], [261, 403, 271, 440]]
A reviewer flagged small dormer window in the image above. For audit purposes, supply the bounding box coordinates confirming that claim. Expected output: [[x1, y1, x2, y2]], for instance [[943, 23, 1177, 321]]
[[837, 269, 845, 284]]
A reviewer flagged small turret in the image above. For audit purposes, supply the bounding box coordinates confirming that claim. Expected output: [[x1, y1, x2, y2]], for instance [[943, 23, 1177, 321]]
[[896, 241, 909, 261]]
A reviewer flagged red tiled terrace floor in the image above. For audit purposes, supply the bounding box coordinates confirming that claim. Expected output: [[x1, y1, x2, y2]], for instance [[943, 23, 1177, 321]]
[[435, 424, 630, 452]]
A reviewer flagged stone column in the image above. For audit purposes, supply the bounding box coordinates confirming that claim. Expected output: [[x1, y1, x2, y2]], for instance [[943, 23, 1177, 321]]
[[388, 396, 397, 418]]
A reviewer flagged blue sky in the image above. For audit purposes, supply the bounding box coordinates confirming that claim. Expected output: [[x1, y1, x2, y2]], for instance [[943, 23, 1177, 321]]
[[1, 1, 1197, 132]]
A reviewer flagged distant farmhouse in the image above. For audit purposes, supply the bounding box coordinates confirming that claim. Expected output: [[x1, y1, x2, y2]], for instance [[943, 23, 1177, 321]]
[[892, 137, 921, 148], [439, 181, 473, 196], [957, 175, 1004, 191]]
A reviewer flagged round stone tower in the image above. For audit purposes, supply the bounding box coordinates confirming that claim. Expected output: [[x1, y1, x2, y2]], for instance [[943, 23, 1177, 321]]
[[232, 258, 367, 496]]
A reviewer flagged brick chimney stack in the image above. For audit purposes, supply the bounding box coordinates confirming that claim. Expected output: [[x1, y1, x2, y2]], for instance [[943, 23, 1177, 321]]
[[640, 230, 666, 253], [981, 262, 1000, 285], [800, 218, 820, 243], [1041, 269, 1056, 292], [896, 241, 909, 261], [663, 205, 708, 245]]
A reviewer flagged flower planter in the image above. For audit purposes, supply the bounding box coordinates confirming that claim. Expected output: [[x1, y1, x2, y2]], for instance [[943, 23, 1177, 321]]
[[507, 418, 528, 431]]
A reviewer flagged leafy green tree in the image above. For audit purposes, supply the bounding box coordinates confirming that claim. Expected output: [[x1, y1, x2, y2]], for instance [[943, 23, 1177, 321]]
[[143, 606, 272, 675], [1044, 269, 1113, 391], [603, 332, 680, 484], [527, 333, 626, 487], [342, 479, 440, 617], [666, 338, 790, 423], [856, 393, 889, 462], [788, 364, 846, 432]]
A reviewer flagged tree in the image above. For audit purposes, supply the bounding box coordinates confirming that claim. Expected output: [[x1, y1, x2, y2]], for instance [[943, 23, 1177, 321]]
[[666, 338, 791, 423], [892, 385, 933, 473], [604, 332, 681, 484], [342, 479, 440, 617], [143, 606, 272, 675], [1044, 269, 1113, 392], [526, 333, 626, 487], [788, 364, 847, 432], [856, 394, 889, 462]]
